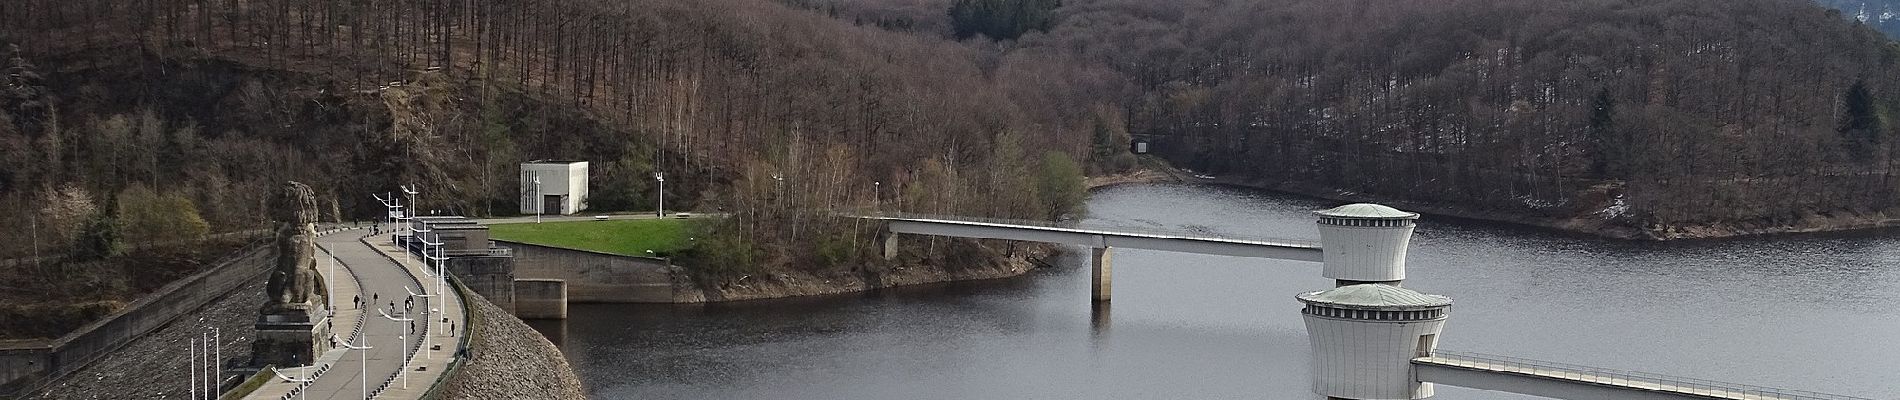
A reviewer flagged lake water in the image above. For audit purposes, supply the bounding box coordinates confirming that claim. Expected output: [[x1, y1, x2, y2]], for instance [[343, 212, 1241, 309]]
[[534, 183, 1900, 399]]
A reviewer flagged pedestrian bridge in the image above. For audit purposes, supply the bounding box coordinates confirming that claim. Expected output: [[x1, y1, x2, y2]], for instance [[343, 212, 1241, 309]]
[[854, 212, 1323, 301], [859, 213, 1323, 261], [1415, 351, 1875, 400]]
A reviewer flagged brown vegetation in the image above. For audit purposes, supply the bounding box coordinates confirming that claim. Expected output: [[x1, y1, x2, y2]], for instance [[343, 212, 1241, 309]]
[[1, 0, 1898, 295]]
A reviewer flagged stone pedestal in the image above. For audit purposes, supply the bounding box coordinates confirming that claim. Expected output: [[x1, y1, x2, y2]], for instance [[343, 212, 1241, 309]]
[[251, 308, 333, 367]]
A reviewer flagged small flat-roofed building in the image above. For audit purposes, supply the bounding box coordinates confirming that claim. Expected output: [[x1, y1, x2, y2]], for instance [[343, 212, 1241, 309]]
[[521, 160, 589, 215]]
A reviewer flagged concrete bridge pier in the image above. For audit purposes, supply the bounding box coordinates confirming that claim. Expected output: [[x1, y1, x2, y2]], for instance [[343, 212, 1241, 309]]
[[882, 231, 899, 261], [1091, 247, 1112, 302]]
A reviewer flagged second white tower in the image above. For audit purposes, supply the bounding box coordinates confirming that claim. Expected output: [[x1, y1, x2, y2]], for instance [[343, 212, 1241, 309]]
[[1315, 203, 1419, 286]]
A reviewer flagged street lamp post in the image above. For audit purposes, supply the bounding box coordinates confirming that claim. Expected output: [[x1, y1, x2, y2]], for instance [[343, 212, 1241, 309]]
[[189, 337, 196, 400], [375, 192, 407, 260], [654, 173, 666, 218], [206, 327, 220, 399], [202, 331, 208, 399], [378, 307, 415, 389], [405, 286, 437, 360], [532, 172, 542, 223], [269, 366, 314, 400], [402, 185, 419, 220], [335, 334, 374, 400]]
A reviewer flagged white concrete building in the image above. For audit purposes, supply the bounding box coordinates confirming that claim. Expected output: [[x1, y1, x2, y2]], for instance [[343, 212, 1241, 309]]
[[1315, 203, 1419, 286], [1299, 284, 1452, 400], [520, 160, 589, 215]]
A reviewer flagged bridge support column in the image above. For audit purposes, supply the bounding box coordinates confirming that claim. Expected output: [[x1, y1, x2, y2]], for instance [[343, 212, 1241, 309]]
[[882, 232, 899, 261], [1091, 247, 1112, 302]]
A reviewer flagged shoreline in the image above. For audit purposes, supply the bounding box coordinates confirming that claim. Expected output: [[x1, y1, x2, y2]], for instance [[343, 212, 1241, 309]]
[[685, 244, 1055, 303], [1085, 158, 1900, 241]]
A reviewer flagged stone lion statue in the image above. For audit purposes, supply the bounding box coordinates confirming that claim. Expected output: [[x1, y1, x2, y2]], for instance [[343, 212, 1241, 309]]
[[262, 181, 326, 315]]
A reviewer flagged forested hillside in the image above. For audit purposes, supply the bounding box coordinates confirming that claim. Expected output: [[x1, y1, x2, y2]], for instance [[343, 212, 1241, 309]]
[[1, 0, 1898, 268], [0, 0, 1107, 313], [1058, 0, 1900, 236], [810, 0, 1900, 237]]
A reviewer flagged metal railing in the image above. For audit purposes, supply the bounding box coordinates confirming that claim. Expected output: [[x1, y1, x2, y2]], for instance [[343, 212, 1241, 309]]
[[850, 211, 1322, 248], [1420, 350, 1877, 400]]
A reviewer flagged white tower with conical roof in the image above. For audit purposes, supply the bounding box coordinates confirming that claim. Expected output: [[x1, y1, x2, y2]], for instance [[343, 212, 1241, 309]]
[[1301, 203, 1451, 400], [1315, 203, 1419, 287]]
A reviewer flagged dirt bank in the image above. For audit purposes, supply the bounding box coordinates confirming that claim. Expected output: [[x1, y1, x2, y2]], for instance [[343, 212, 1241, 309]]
[[692, 243, 1054, 303]]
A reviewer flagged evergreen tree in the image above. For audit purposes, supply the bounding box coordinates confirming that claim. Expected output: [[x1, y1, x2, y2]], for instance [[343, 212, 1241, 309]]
[[1840, 80, 1883, 160], [1588, 89, 1617, 176], [72, 208, 123, 261], [949, 0, 1061, 41]]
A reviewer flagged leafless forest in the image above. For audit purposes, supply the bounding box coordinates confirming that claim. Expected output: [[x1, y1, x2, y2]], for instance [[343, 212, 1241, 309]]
[[1, 0, 1898, 290]]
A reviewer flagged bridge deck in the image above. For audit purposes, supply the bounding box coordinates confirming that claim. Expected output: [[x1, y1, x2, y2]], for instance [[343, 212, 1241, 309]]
[[1414, 351, 1873, 400], [858, 213, 1323, 262]]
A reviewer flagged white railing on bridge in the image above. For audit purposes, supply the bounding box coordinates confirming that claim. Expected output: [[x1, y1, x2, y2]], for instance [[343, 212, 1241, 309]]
[[1418, 350, 1875, 400], [853, 211, 1321, 248]]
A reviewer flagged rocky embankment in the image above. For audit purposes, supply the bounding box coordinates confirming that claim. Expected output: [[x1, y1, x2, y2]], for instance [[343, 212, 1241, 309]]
[[30, 280, 264, 400], [437, 292, 585, 399]]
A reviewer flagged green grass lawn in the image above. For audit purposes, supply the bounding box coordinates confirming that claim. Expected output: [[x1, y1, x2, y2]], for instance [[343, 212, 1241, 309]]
[[489, 218, 695, 256]]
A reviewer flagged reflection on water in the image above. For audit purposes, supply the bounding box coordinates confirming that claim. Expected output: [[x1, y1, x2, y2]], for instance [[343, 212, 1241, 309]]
[[526, 319, 566, 348], [545, 183, 1900, 399]]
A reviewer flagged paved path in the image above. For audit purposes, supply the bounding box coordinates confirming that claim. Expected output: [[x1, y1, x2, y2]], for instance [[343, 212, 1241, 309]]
[[243, 229, 465, 400]]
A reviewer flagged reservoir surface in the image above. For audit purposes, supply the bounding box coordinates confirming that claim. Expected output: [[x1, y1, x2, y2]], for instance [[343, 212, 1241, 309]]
[[535, 183, 1900, 399]]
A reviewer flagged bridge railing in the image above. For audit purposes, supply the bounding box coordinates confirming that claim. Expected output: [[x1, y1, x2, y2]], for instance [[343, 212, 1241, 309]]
[[1422, 350, 1876, 400], [851, 211, 1321, 248]]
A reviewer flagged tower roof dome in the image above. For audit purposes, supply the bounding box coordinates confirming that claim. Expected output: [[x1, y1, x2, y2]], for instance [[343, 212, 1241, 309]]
[[1315, 203, 1419, 220], [1297, 284, 1450, 310]]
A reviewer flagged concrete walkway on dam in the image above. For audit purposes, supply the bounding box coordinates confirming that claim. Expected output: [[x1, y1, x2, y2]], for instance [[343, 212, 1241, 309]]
[[243, 230, 466, 400]]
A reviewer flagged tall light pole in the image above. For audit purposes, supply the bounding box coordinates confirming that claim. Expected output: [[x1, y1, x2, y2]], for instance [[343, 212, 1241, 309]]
[[378, 307, 415, 389], [335, 335, 374, 400], [532, 172, 542, 223], [405, 285, 437, 360], [374, 193, 404, 247], [205, 327, 220, 399], [189, 337, 196, 400], [402, 185, 420, 260], [430, 239, 447, 347], [327, 251, 337, 313], [412, 221, 432, 268], [402, 185, 419, 219], [654, 172, 666, 218], [873, 181, 881, 212], [269, 366, 313, 400], [204, 331, 210, 399]]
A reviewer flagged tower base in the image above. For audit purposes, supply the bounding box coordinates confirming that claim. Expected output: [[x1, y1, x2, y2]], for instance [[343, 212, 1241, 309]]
[[250, 307, 333, 368]]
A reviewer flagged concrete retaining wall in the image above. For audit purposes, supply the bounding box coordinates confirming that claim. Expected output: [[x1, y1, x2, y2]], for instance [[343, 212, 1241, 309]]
[[0, 242, 275, 396], [513, 279, 568, 319], [447, 256, 516, 313], [499, 240, 689, 303]]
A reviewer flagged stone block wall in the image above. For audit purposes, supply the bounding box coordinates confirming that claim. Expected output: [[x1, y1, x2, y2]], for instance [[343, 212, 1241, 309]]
[[513, 279, 568, 319], [446, 256, 516, 313], [499, 240, 691, 303]]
